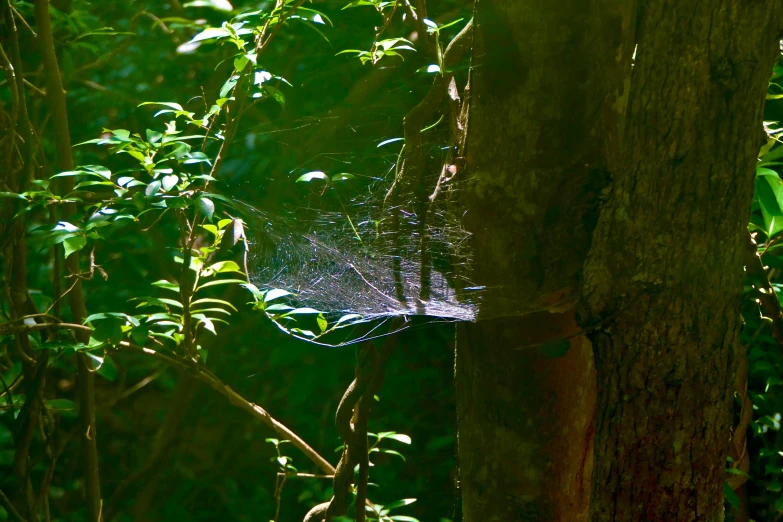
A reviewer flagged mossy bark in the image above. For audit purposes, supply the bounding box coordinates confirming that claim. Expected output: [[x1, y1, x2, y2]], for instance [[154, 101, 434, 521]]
[[581, 2, 782, 521]]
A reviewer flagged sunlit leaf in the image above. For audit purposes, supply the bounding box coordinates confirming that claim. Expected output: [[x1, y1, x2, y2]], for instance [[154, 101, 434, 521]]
[[198, 197, 215, 220], [63, 236, 87, 258], [152, 280, 180, 292], [377, 137, 404, 148], [265, 289, 292, 302], [191, 298, 237, 311], [184, 0, 234, 12], [208, 260, 242, 274], [296, 171, 328, 183]]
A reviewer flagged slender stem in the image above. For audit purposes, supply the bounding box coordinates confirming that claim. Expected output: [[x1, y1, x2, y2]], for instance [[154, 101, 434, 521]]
[[33, 1, 102, 520]]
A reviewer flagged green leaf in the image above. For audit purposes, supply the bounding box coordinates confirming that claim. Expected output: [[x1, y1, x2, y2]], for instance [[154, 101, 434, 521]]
[[381, 433, 412, 444], [265, 289, 292, 302], [241, 283, 265, 300], [46, 399, 77, 411], [83, 312, 133, 324], [374, 448, 406, 461], [198, 197, 215, 220], [87, 353, 118, 381], [130, 325, 150, 345], [82, 165, 112, 178], [342, 0, 378, 8], [190, 307, 232, 316], [234, 54, 250, 72], [331, 173, 355, 182], [75, 27, 135, 40], [196, 279, 246, 290], [265, 304, 295, 312], [145, 312, 180, 323], [725, 468, 748, 476], [759, 172, 783, 216], [208, 260, 241, 274], [317, 314, 328, 333], [282, 307, 321, 316], [139, 101, 184, 111], [377, 137, 403, 148], [152, 280, 180, 292], [145, 180, 162, 198], [146, 129, 163, 144], [190, 298, 237, 311], [219, 76, 239, 98], [438, 18, 464, 32], [384, 499, 417, 510], [184, 0, 234, 11], [335, 314, 363, 325], [723, 482, 739, 508], [290, 328, 316, 337], [63, 236, 87, 258], [295, 7, 332, 25], [161, 174, 179, 192], [0, 191, 27, 200], [93, 318, 124, 344], [296, 171, 328, 183], [192, 314, 217, 335], [774, 493, 783, 513], [190, 26, 232, 43]]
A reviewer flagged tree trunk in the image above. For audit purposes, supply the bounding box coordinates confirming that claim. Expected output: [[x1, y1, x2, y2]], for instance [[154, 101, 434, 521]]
[[581, 2, 782, 521], [457, 0, 782, 520], [456, 0, 634, 520]]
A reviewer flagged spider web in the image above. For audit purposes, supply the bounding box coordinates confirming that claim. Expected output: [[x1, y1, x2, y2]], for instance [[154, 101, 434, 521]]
[[235, 128, 484, 322]]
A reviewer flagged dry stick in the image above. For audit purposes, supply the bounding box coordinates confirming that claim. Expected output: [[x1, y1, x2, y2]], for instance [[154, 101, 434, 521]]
[[33, 1, 102, 520]]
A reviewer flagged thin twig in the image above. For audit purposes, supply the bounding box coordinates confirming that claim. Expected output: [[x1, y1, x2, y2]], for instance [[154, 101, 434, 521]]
[[0, 488, 27, 522], [11, 6, 36, 37]]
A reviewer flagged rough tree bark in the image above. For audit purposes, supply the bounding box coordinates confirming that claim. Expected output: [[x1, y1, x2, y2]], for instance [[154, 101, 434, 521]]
[[457, 0, 782, 521], [580, 2, 782, 521]]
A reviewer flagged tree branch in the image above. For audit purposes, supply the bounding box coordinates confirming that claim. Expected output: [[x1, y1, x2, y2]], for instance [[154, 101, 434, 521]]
[[22, 321, 337, 475]]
